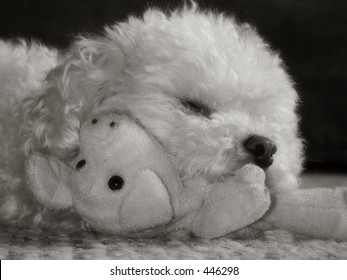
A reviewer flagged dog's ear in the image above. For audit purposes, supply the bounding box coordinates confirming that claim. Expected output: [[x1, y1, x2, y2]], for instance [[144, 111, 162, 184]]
[[59, 35, 126, 106], [26, 152, 73, 209], [25, 35, 127, 159]]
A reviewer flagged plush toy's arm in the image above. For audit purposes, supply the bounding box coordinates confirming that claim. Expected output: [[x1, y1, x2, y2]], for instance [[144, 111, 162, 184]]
[[189, 165, 271, 238], [261, 187, 347, 240]]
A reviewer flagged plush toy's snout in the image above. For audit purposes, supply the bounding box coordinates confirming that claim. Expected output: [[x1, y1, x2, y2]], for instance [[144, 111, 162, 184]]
[[79, 113, 122, 146]]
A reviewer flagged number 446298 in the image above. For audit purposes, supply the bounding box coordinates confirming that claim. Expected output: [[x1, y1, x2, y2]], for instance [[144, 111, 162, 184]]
[[203, 267, 239, 275]]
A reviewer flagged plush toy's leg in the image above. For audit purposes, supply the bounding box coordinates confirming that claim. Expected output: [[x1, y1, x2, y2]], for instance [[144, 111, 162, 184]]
[[190, 165, 271, 238], [262, 187, 347, 240]]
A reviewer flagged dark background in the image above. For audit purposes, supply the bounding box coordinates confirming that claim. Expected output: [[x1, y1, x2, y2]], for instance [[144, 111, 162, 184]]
[[1, 0, 346, 172]]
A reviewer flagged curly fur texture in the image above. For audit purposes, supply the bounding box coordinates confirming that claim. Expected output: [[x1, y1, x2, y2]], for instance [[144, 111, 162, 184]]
[[0, 4, 303, 230]]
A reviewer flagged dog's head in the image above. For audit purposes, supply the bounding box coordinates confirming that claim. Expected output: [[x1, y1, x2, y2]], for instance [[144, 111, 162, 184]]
[[27, 7, 303, 188]]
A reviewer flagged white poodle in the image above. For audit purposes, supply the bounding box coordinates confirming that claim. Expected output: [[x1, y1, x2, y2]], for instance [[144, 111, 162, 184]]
[[0, 5, 303, 230]]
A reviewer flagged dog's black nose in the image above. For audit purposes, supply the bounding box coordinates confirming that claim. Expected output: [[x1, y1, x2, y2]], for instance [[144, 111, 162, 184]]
[[243, 135, 277, 169]]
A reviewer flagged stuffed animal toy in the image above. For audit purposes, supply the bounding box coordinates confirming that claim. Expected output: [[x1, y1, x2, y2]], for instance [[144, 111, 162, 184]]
[[26, 112, 347, 240], [26, 112, 271, 238]]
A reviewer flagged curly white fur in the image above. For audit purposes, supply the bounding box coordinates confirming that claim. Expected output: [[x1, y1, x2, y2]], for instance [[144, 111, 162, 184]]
[[0, 4, 303, 229]]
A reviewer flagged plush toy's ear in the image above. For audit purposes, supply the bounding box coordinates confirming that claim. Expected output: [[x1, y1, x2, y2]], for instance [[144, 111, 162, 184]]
[[26, 152, 73, 209]]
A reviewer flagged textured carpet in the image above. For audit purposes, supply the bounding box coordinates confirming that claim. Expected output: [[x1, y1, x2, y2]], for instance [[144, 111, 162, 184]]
[[1, 173, 347, 260], [1, 227, 347, 260]]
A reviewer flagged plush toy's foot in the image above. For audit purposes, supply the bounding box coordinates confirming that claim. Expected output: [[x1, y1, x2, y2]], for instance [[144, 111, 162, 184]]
[[190, 164, 271, 238], [263, 187, 347, 240]]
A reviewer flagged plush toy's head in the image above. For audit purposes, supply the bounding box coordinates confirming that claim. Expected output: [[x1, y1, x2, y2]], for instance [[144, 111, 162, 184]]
[[26, 112, 186, 236]]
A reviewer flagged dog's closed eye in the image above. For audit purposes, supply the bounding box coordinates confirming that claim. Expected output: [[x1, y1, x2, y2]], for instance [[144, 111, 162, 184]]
[[180, 100, 213, 118]]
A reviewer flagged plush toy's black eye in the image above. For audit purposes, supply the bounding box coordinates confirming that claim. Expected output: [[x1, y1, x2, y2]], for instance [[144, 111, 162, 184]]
[[108, 175, 124, 191], [109, 121, 116, 128], [181, 100, 213, 118], [92, 118, 98, 124], [76, 159, 86, 170]]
